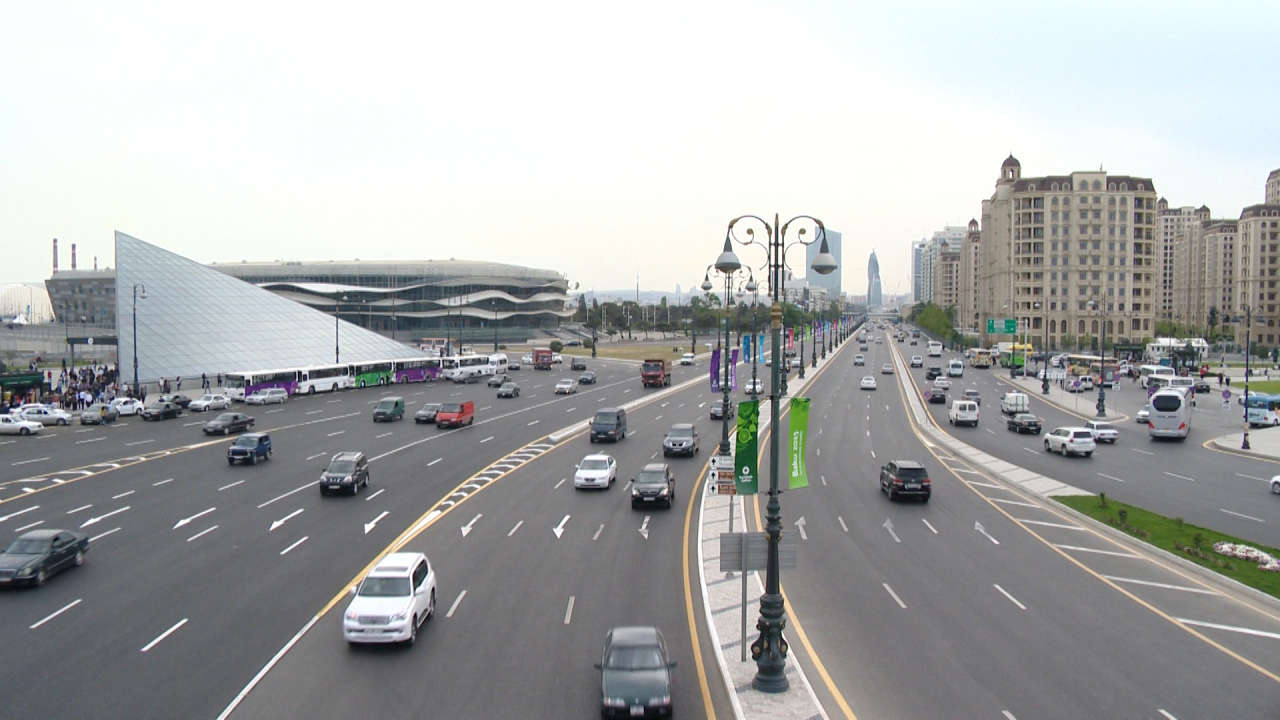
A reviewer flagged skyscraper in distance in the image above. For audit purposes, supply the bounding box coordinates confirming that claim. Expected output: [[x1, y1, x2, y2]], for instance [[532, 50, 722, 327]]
[[867, 250, 883, 308]]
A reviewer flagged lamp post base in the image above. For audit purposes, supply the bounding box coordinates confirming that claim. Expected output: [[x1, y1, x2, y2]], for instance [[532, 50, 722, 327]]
[[1243, 432, 1252, 450], [750, 593, 790, 693]]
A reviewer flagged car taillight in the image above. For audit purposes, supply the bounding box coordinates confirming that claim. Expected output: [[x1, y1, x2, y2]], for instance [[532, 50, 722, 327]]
[[1178, 422, 1186, 431], [922, 476, 931, 485]]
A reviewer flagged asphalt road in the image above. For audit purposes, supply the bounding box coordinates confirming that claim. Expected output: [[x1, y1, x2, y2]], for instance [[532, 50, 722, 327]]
[[0, 355, 722, 719], [744, 329, 1280, 719]]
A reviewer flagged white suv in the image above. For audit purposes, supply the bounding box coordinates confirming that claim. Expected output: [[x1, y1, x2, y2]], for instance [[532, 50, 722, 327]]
[[343, 552, 437, 645], [680, 353, 696, 366], [909, 355, 923, 368], [1044, 427, 1096, 457]]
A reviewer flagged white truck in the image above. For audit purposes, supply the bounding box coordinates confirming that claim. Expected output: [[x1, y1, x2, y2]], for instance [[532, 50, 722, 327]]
[[1000, 391, 1029, 416]]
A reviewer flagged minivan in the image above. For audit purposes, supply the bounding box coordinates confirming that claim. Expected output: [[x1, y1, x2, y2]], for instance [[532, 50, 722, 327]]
[[948, 400, 979, 427], [436, 401, 475, 428], [372, 396, 405, 422], [590, 407, 627, 442]]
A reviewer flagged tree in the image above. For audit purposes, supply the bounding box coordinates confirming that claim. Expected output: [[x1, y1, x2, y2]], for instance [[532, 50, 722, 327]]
[[1207, 306, 1219, 340], [549, 340, 564, 353]]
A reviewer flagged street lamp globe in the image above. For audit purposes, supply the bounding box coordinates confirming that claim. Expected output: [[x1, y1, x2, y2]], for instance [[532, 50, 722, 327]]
[[809, 236, 837, 276], [714, 236, 742, 275], [700, 274, 714, 292]]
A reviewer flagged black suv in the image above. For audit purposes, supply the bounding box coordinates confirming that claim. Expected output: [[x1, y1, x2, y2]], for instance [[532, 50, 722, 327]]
[[571, 357, 587, 371], [880, 460, 930, 502], [662, 423, 699, 457], [631, 463, 676, 509], [925, 366, 942, 380], [320, 451, 370, 496]]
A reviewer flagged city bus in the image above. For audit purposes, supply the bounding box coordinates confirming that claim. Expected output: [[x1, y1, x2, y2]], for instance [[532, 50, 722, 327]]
[[349, 361, 394, 388], [1148, 387, 1192, 439], [1086, 361, 1121, 388], [999, 344, 1034, 368], [417, 337, 448, 353], [394, 357, 442, 383], [224, 369, 299, 400], [1247, 394, 1280, 427], [296, 363, 353, 394], [443, 354, 491, 382], [970, 349, 994, 368]]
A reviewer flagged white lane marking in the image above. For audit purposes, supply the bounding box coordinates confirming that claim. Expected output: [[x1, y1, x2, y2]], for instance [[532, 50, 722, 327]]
[[1097, 472, 1125, 483], [1219, 508, 1265, 522], [218, 480, 245, 492], [89, 527, 121, 542], [1236, 472, 1264, 481], [592, 523, 605, 541], [460, 513, 483, 538], [365, 488, 385, 501], [1002, 712, 1018, 720], [125, 439, 155, 447], [76, 437, 106, 445], [1102, 575, 1219, 595], [1022, 447, 1040, 455], [921, 518, 939, 535], [820, 475, 827, 487], [375, 432, 392, 439], [327, 399, 343, 404], [74, 428, 93, 434], [364, 511, 389, 534], [1157, 711, 1177, 720], [1175, 617, 1280, 640], [480, 405, 494, 410], [326, 430, 345, 437], [1131, 448, 1155, 456], [480, 436, 494, 444], [265, 409, 284, 414], [446, 590, 468, 618], [552, 514, 570, 538], [527, 420, 540, 426], [508, 520, 523, 537], [563, 595, 576, 624], [14, 520, 44, 532], [80, 506, 130, 528], [882, 518, 900, 543], [153, 478, 174, 486], [257, 482, 313, 509], [837, 516, 848, 533], [12, 457, 50, 466], [428, 458, 442, 467], [66, 504, 93, 515], [963, 479, 1002, 487], [182, 421, 203, 427], [305, 452, 325, 461], [1054, 544, 1141, 559], [140, 618, 189, 652], [30, 598, 83, 629], [984, 427, 995, 434], [870, 450, 876, 458], [186, 525, 219, 543], [279, 536, 309, 555], [173, 507, 216, 529], [994, 584, 1026, 610], [698, 402, 706, 408], [1164, 471, 1196, 482], [108, 490, 133, 500], [565, 407, 577, 413], [989, 498, 1039, 509], [882, 582, 907, 609], [214, 615, 321, 720], [974, 521, 1000, 545], [554, 478, 566, 489], [1015, 518, 1085, 531], [269, 508, 304, 532]]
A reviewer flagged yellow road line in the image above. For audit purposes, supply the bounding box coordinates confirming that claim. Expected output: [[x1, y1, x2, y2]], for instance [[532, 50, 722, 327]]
[[682, 453, 718, 720]]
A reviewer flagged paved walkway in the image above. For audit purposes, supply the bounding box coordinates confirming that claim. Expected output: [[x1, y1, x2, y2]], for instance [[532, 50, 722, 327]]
[[1209, 426, 1280, 463], [1005, 375, 1126, 422]]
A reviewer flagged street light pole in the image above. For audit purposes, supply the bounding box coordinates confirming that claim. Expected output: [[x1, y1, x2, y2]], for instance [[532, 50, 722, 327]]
[[492, 299, 499, 353], [131, 283, 146, 398], [1243, 305, 1253, 450], [1040, 302, 1050, 395], [1094, 300, 1107, 417], [722, 213, 836, 693]]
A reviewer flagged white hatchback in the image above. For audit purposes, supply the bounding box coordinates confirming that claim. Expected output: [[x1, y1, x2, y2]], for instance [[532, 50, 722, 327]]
[[0, 414, 43, 435], [246, 388, 288, 405], [343, 552, 437, 645], [555, 378, 578, 394]]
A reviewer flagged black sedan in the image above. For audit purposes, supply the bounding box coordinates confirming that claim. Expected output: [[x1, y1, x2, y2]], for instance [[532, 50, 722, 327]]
[[497, 382, 521, 398], [0, 529, 89, 587], [926, 389, 947, 404], [203, 412, 255, 435], [414, 403, 441, 424], [1193, 379, 1212, 394], [596, 626, 676, 718], [141, 401, 183, 421], [579, 371, 597, 385], [710, 399, 735, 420], [1006, 413, 1043, 434], [925, 367, 942, 380]]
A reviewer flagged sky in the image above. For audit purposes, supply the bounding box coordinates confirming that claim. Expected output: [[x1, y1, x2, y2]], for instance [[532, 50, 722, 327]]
[[3, 0, 1277, 299]]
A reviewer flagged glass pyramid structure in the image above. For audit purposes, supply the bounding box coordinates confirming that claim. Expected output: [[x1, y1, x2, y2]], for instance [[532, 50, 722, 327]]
[[115, 231, 422, 382]]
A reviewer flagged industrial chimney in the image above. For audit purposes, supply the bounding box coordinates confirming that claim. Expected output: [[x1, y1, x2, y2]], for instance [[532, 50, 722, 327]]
[[52, 238, 59, 274], [71, 243, 77, 270]]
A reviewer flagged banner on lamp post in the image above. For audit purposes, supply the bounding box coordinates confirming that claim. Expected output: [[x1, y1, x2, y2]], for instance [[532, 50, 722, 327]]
[[758, 333, 765, 363], [734, 400, 759, 495], [729, 349, 739, 390], [742, 335, 751, 366], [788, 397, 810, 489], [709, 348, 721, 392]]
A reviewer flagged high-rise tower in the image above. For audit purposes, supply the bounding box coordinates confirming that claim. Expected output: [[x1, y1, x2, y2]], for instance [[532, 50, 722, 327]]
[[867, 251, 883, 308]]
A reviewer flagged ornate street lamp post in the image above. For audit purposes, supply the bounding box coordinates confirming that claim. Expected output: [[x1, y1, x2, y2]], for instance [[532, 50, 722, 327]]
[[131, 283, 147, 398], [1039, 301, 1050, 395], [1089, 299, 1107, 417], [1240, 305, 1253, 450]]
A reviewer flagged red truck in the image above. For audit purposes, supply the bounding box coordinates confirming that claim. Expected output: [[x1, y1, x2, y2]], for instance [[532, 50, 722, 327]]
[[641, 358, 671, 388], [533, 348, 553, 370]]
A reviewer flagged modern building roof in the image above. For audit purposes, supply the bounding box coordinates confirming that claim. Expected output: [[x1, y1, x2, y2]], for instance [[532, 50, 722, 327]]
[[213, 259, 563, 284]]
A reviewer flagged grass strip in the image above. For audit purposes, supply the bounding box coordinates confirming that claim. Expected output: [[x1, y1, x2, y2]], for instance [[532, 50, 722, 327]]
[[1055, 494, 1280, 599]]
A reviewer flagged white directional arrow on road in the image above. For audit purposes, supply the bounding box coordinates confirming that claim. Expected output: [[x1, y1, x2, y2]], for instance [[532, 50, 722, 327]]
[[0, 505, 39, 523], [364, 510, 389, 535], [974, 521, 1000, 545], [882, 517, 901, 543], [795, 516, 808, 541], [269, 508, 304, 532], [638, 515, 650, 540], [83, 506, 131, 529], [553, 514, 571, 539], [173, 507, 215, 530], [460, 513, 483, 538]]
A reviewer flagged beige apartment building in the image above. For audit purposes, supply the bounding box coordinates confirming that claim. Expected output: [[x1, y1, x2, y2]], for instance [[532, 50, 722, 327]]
[[1267, 169, 1280, 205], [1156, 201, 1207, 321], [933, 239, 962, 312], [1171, 216, 1235, 330], [957, 219, 981, 332], [978, 155, 1158, 348], [1234, 202, 1280, 347]]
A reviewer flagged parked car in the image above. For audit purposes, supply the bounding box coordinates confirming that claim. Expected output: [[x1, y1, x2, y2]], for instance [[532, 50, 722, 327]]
[[631, 463, 676, 509], [0, 529, 89, 587], [880, 460, 930, 502], [789, 357, 802, 370], [710, 398, 735, 420], [1044, 427, 1097, 457], [1084, 420, 1119, 444], [319, 451, 370, 495], [245, 388, 288, 405], [497, 382, 521, 398], [1006, 413, 1042, 434], [555, 378, 578, 394], [343, 552, 436, 645], [595, 626, 676, 719], [203, 412, 255, 435], [860, 376, 877, 390], [571, 357, 588, 371], [487, 374, 508, 388], [0, 414, 43, 436], [579, 371, 597, 385], [910, 355, 923, 368], [227, 432, 272, 465], [80, 403, 119, 425], [141, 401, 182, 421], [110, 397, 145, 416], [189, 394, 231, 412], [414, 403, 442, 424], [662, 423, 700, 457], [16, 406, 73, 426], [574, 453, 618, 489]]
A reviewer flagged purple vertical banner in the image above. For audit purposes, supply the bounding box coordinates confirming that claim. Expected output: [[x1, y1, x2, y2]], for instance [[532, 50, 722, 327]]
[[710, 349, 721, 392], [730, 349, 739, 390]]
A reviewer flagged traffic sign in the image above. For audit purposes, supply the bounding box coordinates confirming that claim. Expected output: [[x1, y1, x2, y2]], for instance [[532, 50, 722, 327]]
[[987, 318, 1018, 334]]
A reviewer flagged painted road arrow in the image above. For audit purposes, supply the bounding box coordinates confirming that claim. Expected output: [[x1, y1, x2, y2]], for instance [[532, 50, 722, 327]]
[[638, 515, 650, 540], [795, 516, 808, 541], [882, 517, 901, 543], [269, 508, 304, 532], [364, 510, 389, 535], [0, 505, 39, 523], [173, 507, 215, 530], [974, 520, 1000, 545], [460, 513, 483, 538], [553, 514, 570, 539], [82, 506, 131, 529]]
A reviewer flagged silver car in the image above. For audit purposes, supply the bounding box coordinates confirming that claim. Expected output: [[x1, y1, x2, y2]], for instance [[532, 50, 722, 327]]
[[16, 406, 73, 426]]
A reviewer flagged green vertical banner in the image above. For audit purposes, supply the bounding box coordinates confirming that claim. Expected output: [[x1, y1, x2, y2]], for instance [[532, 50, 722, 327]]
[[788, 397, 810, 489], [734, 400, 759, 495]]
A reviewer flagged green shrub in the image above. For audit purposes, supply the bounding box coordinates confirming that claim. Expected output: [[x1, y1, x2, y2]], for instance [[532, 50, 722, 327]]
[[550, 340, 564, 353]]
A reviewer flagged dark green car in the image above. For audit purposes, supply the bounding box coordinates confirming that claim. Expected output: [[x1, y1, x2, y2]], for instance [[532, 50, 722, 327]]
[[0, 529, 89, 587], [596, 626, 675, 718]]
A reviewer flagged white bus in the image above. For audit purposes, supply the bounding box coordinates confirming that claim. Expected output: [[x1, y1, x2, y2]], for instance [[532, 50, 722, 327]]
[[297, 363, 353, 394], [443, 354, 491, 382], [1138, 364, 1175, 388], [1148, 387, 1191, 440], [927, 340, 944, 357]]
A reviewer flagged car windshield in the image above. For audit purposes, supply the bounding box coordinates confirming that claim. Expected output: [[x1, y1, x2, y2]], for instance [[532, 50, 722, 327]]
[[419, 404, 440, 412], [894, 466, 927, 479], [5, 538, 51, 554], [357, 576, 411, 597], [605, 645, 665, 671], [376, 400, 397, 410], [668, 426, 692, 438], [440, 404, 462, 413], [593, 414, 616, 427], [199, 395, 215, 402], [328, 459, 356, 474], [642, 362, 663, 372], [636, 470, 666, 485], [501, 383, 515, 390], [1016, 414, 1037, 422], [580, 458, 610, 471], [232, 437, 256, 448], [1092, 423, 1114, 431]]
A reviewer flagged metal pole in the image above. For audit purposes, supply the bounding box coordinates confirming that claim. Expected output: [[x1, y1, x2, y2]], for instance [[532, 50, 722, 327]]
[[799, 316, 806, 379], [1097, 305, 1107, 417], [335, 297, 340, 364], [1244, 306, 1252, 450], [131, 285, 140, 398], [1042, 307, 1050, 394], [720, 272, 732, 456]]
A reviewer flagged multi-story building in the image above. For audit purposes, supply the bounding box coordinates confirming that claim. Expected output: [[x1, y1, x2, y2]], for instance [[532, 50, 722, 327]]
[[806, 229, 842, 299], [977, 155, 1158, 349], [911, 239, 927, 302], [932, 239, 962, 312], [1156, 201, 1208, 322], [866, 250, 882, 308], [957, 219, 981, 333], [1267, 169, 1280, 205], [1171, 217, 1235, 331], [1235, 202, 1280, 347]]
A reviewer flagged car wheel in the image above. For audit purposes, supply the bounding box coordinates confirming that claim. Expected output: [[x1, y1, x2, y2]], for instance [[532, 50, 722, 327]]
[[427, 589, 436, 620], [59, 418, 68, 426], [1085, 451, 1093, 458], [74, 550, 85, 567], [228, 458, 235, 465], [1043, 440, 1050, 452], [351, 481, 359, 496], [320, 487, 327, 496], [19, 427, 29, 435], [35, 568, 46, 586], [249, 454, 257, 465], [408, 615, 418, 645]]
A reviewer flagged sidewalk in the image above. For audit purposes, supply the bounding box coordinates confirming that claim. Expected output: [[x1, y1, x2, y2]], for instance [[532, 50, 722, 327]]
[[1005, 375, 1126, 422], [1208, 425, 1280, 462]]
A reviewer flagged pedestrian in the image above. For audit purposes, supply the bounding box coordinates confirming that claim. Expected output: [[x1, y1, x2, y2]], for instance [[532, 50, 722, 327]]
[[1227, 376, 1232, 387], [217, 372, 223, 388], [176, 376, 182, 391]]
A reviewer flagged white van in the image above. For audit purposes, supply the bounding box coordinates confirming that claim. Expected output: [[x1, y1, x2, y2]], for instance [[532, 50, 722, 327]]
[[1139, 365, 1175, 388], [1000, 392, 1029, 416], [948, 400, 979, 427], [948, 359, 964, 377]]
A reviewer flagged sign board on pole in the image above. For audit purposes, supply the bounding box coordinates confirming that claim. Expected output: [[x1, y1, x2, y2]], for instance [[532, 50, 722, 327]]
[[987, 318, 1018, 334], [719, 532, 797, 571], [713, 454, 736, 495]]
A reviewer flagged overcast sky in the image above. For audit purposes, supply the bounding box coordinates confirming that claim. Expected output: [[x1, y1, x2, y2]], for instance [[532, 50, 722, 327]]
[[3, 0, 1277, 299]]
